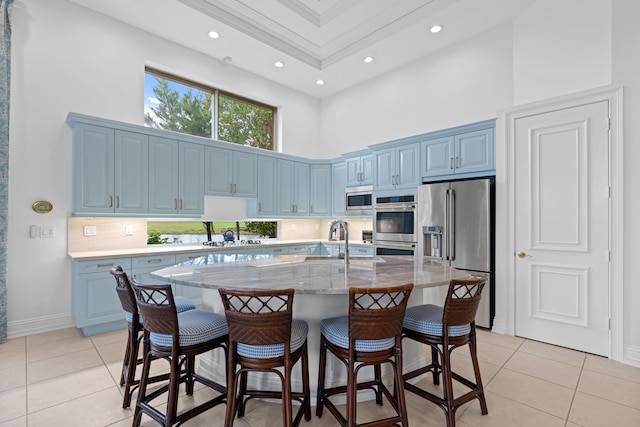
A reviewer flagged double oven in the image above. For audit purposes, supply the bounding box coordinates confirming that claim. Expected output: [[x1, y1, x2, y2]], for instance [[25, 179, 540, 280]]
[[373, 193, 417, 256]]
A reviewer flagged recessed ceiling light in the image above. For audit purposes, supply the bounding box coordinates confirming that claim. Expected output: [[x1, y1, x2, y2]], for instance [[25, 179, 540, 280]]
[[208, 31, 220, 39], [316, 79, 325, 85], [274, 61, 285, 68], [363, 56, 374, 63], [430, 24, 443, 33]]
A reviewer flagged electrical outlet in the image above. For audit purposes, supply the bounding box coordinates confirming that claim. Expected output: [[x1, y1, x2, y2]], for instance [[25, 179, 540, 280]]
[[291, 223, 296, 231], [83, 225, 97, 236], [125, 225, 133, 236]]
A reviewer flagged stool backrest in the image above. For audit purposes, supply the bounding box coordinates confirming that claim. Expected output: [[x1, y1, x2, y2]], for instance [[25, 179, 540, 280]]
[[349, 283, 414, 342], [130, 279, 179, 339], [110, 266, 138, 318], [218, 288, 294, 346], [442, 277, 486, 327]]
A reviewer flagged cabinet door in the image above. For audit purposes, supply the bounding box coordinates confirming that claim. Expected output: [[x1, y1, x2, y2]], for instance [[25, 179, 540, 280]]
[[72, 257, 131, 331], [277, 159, 295, 216], [114, 130, 149, 214], [293, 162, 310, 215], [149, 136, 179, 214], [257, 156, 277, 217], [455, 128, 495, 174], [422, 136, 455, 178], [73, 124, 115, 214], [310, 164, 331, 216], [204, 146, 233, 196], [395, 143, 420, 189], [233, 151, 258, 198], [360, 153, 374, 185], [345, 156, 362, 187], [331, 162, 347, 217], [373, 148, 395, 191], [178, 142, 205, 216]]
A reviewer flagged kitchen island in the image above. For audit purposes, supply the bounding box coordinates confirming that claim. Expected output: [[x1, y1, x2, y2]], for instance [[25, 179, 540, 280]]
[[152, 254, 472, 402]]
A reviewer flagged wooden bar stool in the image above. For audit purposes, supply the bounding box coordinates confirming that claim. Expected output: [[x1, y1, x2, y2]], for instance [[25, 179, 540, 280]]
[[218, 288, 311, 427], [130, 279, 228, 427], [109, 266, 196, 408], [402, 277, 488, 427], [316, 283, 413, 427]]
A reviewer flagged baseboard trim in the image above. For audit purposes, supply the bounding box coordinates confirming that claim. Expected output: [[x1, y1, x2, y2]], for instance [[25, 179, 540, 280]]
[[623, 345, 640, 368], [7, 313, 75, 339]]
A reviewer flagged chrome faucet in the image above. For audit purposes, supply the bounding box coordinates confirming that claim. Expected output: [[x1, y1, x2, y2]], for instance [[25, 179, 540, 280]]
[[328, 220, 349, 264]]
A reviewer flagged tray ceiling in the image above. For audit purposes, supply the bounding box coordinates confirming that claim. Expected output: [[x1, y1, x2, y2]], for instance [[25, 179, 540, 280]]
[[67, 0, 535, 98]]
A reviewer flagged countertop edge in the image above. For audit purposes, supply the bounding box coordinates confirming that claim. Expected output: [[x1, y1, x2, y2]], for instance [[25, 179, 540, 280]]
[[67, 240, 372, 261]]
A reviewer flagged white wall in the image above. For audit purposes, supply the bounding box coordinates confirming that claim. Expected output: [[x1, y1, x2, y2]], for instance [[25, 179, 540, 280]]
[[320, 25, 514, 157], [7, 0, 320, 336], [512, 0, 612, 104], [612, 0, 640, 365]]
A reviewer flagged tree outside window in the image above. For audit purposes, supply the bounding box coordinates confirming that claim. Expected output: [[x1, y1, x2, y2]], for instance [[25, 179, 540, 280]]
[[144, 70, 275, 150]]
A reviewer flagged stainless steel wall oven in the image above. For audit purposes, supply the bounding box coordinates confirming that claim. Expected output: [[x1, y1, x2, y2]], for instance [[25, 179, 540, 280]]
[[374, 193, 417, 256]]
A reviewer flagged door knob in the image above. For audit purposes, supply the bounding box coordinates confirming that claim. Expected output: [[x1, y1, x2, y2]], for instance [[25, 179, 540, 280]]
[[517, 251, 529, 258]]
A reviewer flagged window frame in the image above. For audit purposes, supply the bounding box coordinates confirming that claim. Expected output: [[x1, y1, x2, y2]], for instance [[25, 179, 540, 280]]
[[145, 67, 277, 150]]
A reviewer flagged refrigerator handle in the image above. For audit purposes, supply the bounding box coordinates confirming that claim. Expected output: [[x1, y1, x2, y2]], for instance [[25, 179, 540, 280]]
[[449, 188, 456, 261]]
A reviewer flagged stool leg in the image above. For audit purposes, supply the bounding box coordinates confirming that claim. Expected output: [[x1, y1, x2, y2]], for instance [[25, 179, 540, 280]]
[[132, 337, 151, 427], [165, 354, 181, 427], [431, 345, 441, 385], [301, 342, 311, 421], [374, 364, 383, 405], [469, 328, 488, 415], [441, 343, 456, 427], [316, 337, 327, 417], [225, 352, 238, 427]]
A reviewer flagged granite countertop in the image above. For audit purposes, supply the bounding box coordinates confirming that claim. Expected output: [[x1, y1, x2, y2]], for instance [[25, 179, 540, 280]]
[[150, 254, 472, 295], [67, 239, 370, 261]]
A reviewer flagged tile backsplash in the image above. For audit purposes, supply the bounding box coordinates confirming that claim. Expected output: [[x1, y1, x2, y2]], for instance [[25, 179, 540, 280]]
[[279, 218, 372, 242], [68, 217, 147, 252]]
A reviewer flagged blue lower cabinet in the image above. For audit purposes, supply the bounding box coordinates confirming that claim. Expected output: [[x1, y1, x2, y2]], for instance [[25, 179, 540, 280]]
[[72, 257, 131, 336]]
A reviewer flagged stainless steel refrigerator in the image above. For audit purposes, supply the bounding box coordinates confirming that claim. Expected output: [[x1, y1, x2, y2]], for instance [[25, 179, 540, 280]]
[[417, 178, 494, 328]]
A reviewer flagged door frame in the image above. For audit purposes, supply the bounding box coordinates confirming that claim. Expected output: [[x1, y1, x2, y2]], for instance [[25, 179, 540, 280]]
[[494, 85, 623, 361]]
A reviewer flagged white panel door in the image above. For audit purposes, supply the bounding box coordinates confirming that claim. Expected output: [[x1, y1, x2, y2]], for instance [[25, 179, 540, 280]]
[[514, 100, 610, 356]]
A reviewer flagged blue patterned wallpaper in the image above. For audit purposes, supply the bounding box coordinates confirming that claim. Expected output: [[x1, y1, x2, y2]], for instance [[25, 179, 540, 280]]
[[0, 0, 14, 341]]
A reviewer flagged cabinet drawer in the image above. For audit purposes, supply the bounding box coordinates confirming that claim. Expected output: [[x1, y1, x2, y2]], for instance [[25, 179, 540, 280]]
[[289, 245, 311, 254], [265, 246, 288, 255], [132, 254, 176, 269], [175, 252, 210, 264], [76, 258, 131, 274], [351, 246, 373, 256]]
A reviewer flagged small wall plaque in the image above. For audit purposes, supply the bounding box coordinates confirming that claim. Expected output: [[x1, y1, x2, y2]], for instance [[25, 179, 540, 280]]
[[32, 201, 53, 214]]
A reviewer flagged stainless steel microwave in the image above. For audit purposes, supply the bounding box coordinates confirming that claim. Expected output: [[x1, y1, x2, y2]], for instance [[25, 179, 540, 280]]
[[345, 186, 373, 216]]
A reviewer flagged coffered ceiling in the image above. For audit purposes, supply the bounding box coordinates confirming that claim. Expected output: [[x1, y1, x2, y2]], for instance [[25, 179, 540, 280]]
[[67, 0, 535, 98]]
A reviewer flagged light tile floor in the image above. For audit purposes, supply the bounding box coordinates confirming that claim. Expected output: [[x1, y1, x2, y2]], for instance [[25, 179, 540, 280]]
[[1, 327, 639, 426]]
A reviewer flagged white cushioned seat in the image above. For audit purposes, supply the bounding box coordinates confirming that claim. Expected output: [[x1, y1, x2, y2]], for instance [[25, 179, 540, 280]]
[[150, 309, 228, 347], [238, 319, 309, 359], [320, 315, 395, 352], [403, 304, 470, 337]]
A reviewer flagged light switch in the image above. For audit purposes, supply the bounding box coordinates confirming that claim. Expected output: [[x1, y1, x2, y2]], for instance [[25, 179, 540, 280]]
[[40, 226, 55, 238]]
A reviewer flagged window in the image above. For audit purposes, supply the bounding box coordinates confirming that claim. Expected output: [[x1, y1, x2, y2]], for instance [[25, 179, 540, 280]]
[[144, 68, 275, 150]]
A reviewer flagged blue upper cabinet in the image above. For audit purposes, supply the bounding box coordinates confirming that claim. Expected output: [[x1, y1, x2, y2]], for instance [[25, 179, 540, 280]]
[[205, 146, 257, 198], [331, 161, 347, 217], [309, 163, 332, 217], [72, 124, 148, 215], [255, 155, 277, 217], [372, 142, 420, 192], [345, 151, 373, 186], [277, 159, 310, 216], [149, 136, 204, 216], [421, 120, 496, 181]]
